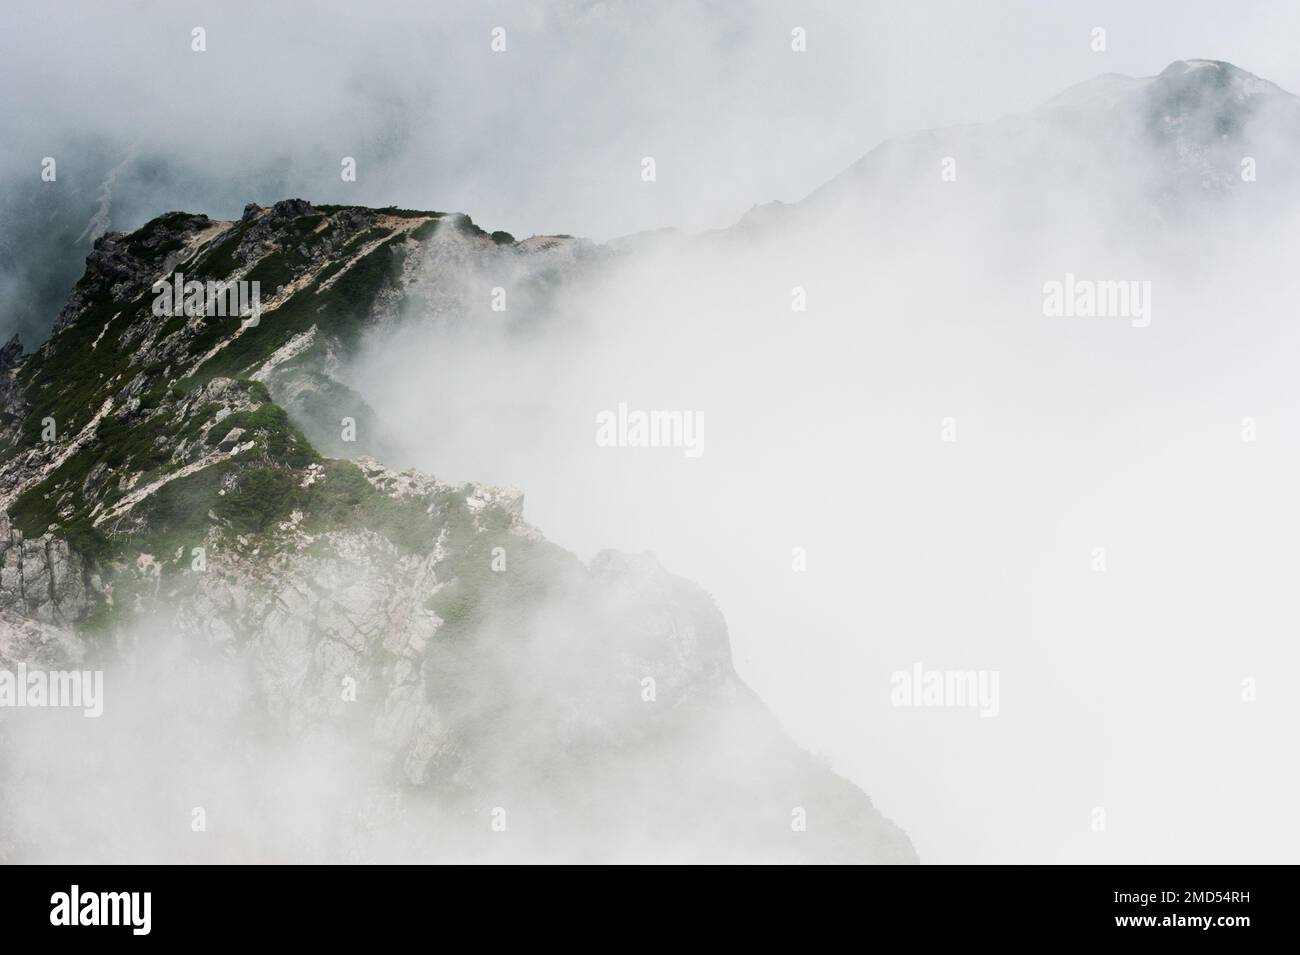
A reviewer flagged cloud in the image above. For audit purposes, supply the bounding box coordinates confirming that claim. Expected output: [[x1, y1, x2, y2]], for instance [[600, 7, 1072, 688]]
[[3, 0, 1300, 863]]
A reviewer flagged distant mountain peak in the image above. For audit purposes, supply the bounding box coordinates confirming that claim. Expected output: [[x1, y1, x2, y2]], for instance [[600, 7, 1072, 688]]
[[750, 59, 1300, 232], [1151, 57, 1291, 100]]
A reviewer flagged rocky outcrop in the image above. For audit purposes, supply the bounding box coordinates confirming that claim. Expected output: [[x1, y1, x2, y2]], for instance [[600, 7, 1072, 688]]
[[0, 511, 88, 625], [0, 606, 84, 671], [0, 334, 23, 420], [53, 212, 215, 333]]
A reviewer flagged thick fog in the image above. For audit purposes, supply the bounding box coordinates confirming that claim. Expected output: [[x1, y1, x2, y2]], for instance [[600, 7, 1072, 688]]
[[3, 1, 1300, 863], [340, 69, 1300, 862], [340, 173, 1300, 863]]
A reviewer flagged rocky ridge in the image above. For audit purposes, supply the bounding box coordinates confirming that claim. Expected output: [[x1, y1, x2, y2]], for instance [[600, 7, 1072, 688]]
[[0, 199, 915, 863]]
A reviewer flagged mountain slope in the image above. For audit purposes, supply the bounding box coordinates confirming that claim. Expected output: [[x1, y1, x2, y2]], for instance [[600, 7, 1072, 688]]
[[734, 59, 1300, 242], [0, 199, 915, 863]]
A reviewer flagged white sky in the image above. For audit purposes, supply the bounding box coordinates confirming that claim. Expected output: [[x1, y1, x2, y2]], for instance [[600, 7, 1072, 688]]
[[4, 0, 1300, 239]]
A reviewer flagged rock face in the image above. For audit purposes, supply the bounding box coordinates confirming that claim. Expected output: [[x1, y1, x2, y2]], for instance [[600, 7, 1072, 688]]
[[0, 511, 87, 625], [52, 212, 216, 334], [0, 199, 915, 863], [0, 334, 24, 423]]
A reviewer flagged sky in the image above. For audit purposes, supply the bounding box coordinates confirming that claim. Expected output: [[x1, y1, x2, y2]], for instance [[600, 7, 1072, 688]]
[[3, 0, 1300, 245], [3, 0, 1296, 350]]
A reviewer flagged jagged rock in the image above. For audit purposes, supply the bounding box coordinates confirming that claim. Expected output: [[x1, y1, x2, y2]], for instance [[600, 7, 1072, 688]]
[[268, 198, 314, 221], [0, 512, 87, 624], [0, 607, 83, 670], [52, 213, 213, 332], [0, 334, 22, 419], [0, 334, 21, 370]]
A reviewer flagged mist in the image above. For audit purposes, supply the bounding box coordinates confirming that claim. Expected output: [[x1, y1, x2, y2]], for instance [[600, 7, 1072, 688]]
[[8, 0, 1300, 339], [337, 78, 1300, 861], [3, 1, 1300, 865]]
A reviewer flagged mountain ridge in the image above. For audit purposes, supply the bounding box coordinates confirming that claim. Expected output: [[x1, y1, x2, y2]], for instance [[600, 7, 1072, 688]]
[[734, 59, 1300, 236], [0, 196, 916, 863]]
